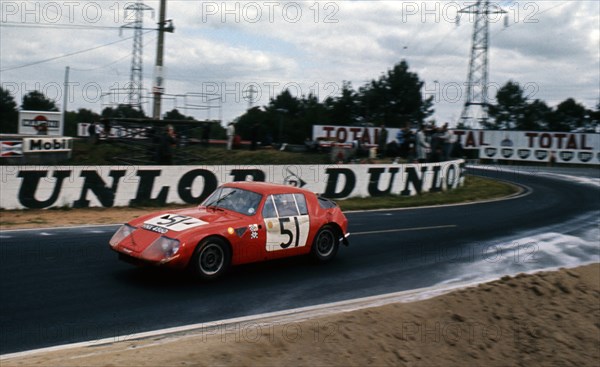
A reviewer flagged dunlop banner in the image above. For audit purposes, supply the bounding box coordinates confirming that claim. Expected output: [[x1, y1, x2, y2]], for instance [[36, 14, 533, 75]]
[[0, 161, 464, 210]]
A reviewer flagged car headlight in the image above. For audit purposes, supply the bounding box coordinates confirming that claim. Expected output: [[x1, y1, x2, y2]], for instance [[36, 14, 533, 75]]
[[142, 236, 181, 261], [109, 224, 136, 247]]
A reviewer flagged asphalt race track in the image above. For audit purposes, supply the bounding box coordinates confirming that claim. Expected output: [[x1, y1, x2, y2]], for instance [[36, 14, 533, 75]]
[[1, 166, 599, 354]]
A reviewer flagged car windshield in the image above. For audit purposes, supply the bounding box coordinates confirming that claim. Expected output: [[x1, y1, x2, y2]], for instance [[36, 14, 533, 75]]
[[201, 187, 262, 216]]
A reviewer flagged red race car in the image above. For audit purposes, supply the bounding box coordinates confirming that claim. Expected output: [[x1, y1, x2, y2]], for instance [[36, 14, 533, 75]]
[[109, 182, 350, 279]]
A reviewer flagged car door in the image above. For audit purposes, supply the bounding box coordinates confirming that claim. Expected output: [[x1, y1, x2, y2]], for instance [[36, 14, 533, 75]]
[[262, 193, 311, 259]]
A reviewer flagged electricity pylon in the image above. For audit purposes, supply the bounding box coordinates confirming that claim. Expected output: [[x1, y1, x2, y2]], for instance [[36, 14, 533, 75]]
[[121, 2, 154, 112], [457, 0, 506, 128]]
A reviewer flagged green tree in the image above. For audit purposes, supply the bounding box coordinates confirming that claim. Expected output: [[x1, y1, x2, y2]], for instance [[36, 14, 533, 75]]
[[101, 104, 147, 119], [231, 60, 435, 143], [359, 60, 433, 127], [0, 87, 19, 133], [265, 89, 302, 143], [324, 81, 359, 125], [234, 106, 270, 143], [487, 81, 529, 130], [21, 90, 59, 111], [164, 109, 195, 120], [549, 98, 589, 132], [590, 102, 600, 132], [521, 99, 552, 131]]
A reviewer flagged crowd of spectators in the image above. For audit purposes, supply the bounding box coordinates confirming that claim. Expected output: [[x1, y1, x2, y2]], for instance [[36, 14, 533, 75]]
[[384, 123, 463, 163]]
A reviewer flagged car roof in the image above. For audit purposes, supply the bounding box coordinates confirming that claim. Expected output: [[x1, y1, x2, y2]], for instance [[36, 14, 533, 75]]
[[222, 181, 312, 196]]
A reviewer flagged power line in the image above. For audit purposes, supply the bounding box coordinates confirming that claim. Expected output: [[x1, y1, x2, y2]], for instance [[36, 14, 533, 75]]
[[0, 31, 153, 72], [0, 21, 158, 31], [71, 35, 157, 72]]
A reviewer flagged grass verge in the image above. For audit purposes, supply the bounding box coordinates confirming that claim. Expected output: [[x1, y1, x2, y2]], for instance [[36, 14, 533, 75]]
[[338, 175, 520, 211]]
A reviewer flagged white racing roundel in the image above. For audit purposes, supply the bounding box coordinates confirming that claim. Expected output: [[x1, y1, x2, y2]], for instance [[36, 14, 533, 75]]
[[143, 214, 208, 232]]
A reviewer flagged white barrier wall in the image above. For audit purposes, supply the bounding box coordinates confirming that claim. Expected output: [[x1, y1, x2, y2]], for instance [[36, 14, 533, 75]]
[[0, 161, 464, 210]]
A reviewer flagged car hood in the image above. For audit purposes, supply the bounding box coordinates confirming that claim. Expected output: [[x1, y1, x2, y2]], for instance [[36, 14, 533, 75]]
[[132, 207, 246, 237]]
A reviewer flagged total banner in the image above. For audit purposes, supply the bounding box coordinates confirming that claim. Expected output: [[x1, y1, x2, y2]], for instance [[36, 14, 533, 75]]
[[454, 130, 599, 164], [480, 146, 599, 164], [0, 161, 464, 210], [313, 125, 400, 146]]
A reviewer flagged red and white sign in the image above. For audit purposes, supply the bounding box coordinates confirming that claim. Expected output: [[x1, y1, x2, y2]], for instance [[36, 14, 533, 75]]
[[18, 111, 63, 136], [0, 141, 23, 157], [313, 125, 400, 147]]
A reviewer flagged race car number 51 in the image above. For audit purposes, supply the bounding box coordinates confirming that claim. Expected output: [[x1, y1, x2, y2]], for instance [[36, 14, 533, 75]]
[[266, 215, 310, 252]]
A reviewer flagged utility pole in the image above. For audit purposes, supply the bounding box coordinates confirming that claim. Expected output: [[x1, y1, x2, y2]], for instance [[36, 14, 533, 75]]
[[153, 0, 174, 119], [61, 66, 69, 136], [457, 0, 506, 128], [245, 85, 257, 110]]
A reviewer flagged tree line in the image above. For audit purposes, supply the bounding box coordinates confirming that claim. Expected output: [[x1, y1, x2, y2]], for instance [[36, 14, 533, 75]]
[[1, 60, 598, 143]]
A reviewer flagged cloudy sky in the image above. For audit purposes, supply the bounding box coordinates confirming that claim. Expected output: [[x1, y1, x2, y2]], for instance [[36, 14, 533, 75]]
[[1, 1, 598, 127]]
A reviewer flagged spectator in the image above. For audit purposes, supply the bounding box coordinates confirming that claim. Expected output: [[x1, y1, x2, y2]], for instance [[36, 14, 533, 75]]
[[404, 128, 415, 161], [378, 124, 388, 158], [87, 121, 98, 144], [415, 125, 430, 163], [103, 119, 111, 138], [398, 127, 410, 159], [250, 122, 259, 151], [226, 122, 235, 150], [440, 123, 452, 161], [201, 122, 211, 148], [396, 128, 405, 146], [156, 125, 177, 165]]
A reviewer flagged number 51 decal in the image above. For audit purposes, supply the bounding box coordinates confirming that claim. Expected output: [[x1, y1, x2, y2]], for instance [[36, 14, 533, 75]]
[[265, 215, 310, 252], [279, 217, 300, 248]]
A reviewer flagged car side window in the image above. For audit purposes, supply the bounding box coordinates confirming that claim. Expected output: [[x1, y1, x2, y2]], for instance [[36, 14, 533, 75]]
[[273, 194, 299, 217], [263, 193, 308, 218], [262, 196, 278, 218], [294, 194, 308, 215]]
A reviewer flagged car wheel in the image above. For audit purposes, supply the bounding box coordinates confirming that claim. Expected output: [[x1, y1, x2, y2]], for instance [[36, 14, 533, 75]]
[[311, 225, 339, 262], [192, 237, 231, 280]]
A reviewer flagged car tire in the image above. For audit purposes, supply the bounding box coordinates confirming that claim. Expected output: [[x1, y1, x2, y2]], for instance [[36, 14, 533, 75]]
[[191, 237, 231, 280], [311, 225, 339, 263]]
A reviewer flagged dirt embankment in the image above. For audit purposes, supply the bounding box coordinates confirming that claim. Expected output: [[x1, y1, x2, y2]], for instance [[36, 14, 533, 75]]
[[0, 207, 187, 230], [3, 263, 598, 367]]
